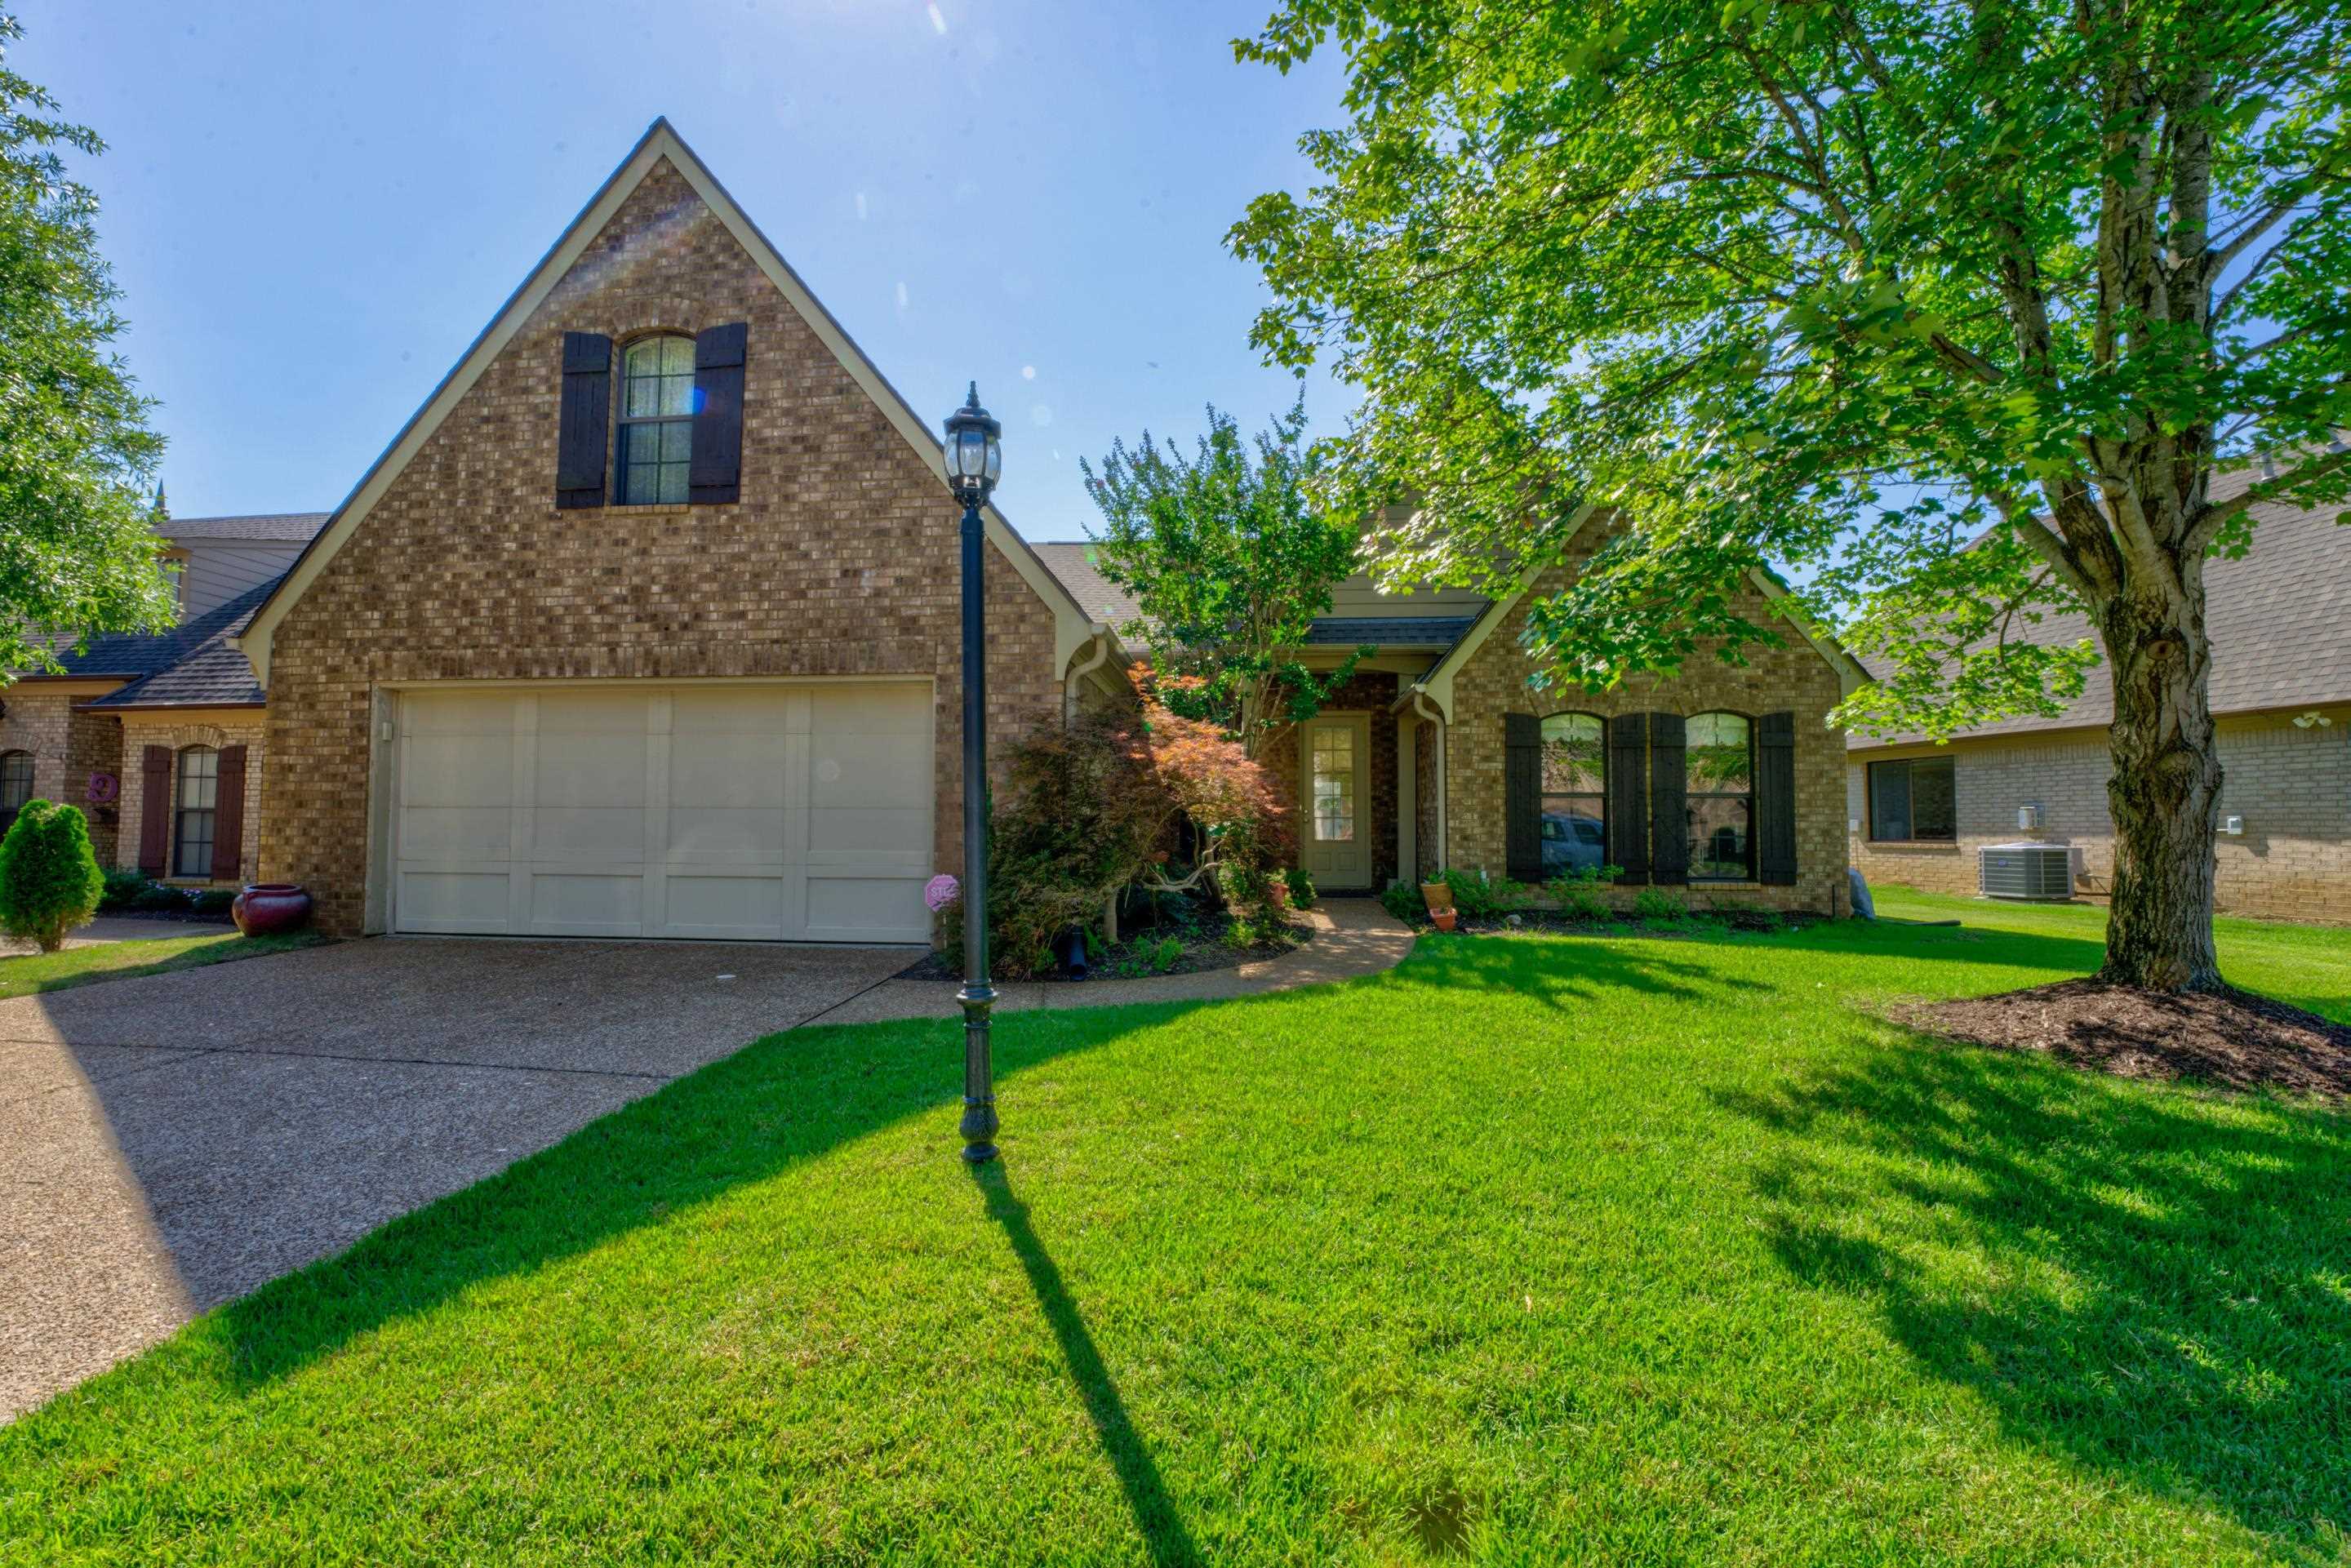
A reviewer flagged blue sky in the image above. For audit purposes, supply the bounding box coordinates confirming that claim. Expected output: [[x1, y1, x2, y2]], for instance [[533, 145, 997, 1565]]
[[22, 0, 1350, 540]]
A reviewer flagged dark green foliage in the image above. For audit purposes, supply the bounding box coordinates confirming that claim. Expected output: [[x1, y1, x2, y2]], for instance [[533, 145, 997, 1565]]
[[0, 797, 102, 951], [97, 865, 149, 911], [130, 881, 190, 913], [190, 889, 235, 917], [1441, 867, 1531, 922], [0, 11, 175, 675], [1380, 879, 1426, 924], [1082, 402, 1367, 758], [1282, 866, 1318, 910]]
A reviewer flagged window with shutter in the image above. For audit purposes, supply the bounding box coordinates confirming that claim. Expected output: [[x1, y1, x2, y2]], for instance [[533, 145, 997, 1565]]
[[555, 331, 612, 509], [1756, 711, 1798, 885], [1684, 713, 1754, 881], [1607, 713, 1650, 885], [1536, 713, 1607, 877], [688, 322, 747, 504], [616, 335, 696, 504]]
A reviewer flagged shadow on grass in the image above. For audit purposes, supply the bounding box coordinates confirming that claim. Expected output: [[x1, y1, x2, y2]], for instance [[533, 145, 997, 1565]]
[[973, 1162, 1202, 1568], [206, 1001, 1199, 1392], [1717, 1037, 2351, 1549]]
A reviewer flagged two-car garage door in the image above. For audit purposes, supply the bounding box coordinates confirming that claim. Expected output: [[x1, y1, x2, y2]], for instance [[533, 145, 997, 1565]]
[[391, 682, 934, 943]]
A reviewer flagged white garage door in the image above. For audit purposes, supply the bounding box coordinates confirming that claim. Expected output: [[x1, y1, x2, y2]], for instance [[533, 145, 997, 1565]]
[[391, 682, 934, 942]]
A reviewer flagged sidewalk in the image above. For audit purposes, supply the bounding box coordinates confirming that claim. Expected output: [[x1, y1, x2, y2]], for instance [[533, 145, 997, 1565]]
[[806, 896, 1416, 1028]]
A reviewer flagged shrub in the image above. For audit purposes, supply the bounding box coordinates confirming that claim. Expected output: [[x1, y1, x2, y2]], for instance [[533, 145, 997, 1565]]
[[191, 888, 237, 917], [99, 866, 151, 912], [939, 710, 1161, 979], [1380, 879, 1426, 924], [1224, 919, 1262, 950], [1282, 866, 1317, 910], [1544, 864, 1621, 922], [1149, 935, 1182, 973], [1633, 887, 1690, 923], [0, 799, 105, 953], [1441, 867, 1531, 922], [132, 881, 191, 913], [1128, 665, 1289, 923]]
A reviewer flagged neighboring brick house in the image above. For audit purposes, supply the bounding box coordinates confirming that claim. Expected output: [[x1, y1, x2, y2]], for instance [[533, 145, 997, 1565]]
[[1848, 469, 2351, 923], [1036, 513, 1869, 916], [0, 514, 323, 883]]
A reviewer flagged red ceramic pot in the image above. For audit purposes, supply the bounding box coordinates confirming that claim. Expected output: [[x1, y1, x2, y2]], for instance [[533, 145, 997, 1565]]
[[1432, 908, 1458, 933], [233, 883, 313, 937]]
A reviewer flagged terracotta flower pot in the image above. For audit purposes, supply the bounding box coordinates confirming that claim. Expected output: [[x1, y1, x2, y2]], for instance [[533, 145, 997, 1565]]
[[1432, 908, 1458, 932], [233, 883, 313, 937]]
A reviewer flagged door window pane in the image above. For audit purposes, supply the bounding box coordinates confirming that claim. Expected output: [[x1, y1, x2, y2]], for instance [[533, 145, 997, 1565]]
[[1311, 727, 1355, 842]]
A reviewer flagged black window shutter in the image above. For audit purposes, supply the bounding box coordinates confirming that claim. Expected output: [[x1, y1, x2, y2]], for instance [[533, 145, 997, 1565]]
[[1504, 712, 1541, 882], [1607, 712, 1649, 886], [1647, 713, 1688, 886], [211, 744, 248, 883], [138, 746, 171, 876], [556, 332, 611, 509], [689, 322, 748, 504], [1758, 710, 1798, 885]]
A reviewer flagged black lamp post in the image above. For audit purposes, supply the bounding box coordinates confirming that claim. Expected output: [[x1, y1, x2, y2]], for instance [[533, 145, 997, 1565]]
[[943, 383, 1002, 1165]]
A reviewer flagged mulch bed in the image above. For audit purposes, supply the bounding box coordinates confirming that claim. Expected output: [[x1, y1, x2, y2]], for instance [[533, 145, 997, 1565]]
[[896, 917, 1309, 984], [1906, 978, 2351, 1099]]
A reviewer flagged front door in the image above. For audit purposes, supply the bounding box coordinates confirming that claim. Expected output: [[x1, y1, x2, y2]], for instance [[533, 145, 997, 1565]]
[[1299, 712, 1371, 890]]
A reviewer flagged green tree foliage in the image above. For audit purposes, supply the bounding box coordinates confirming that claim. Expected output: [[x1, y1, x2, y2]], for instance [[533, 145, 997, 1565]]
[[0, 798, 104, 953], [1082, 400, 1371, 758], [0, 11, 173, 677], [1230, 0, 2351, 989]]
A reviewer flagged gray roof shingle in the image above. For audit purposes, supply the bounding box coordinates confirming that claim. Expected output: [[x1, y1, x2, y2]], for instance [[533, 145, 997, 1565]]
[[61, 577, 279, 708], [1306, 615, 1479, 647], [1029, 542, 1146, 628], [159, 512, 331, 543], [1851, 470, 2351, 747]]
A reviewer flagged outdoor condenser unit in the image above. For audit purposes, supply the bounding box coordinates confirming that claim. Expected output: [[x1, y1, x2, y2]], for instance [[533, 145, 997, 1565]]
[[1979, 842, 2074, 901]]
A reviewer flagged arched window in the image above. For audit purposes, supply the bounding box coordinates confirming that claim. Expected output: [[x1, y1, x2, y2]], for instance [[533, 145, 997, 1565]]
[[0, 749, 33, 837], [1538, 713, 1607, 873], [616, 335, 696, 504], [1685, 713, 1753, 880], [173, 745, 220, 878]]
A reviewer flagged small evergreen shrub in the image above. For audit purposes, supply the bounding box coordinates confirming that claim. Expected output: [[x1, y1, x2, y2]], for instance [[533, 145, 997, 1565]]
[[99, 866, 151, 912], [191, 888, 237, 917], [1381, 880, 1426, 923], [1150, 935, 1183, 973], [131, 882, 192, 913], [1441, 868, 1531, 922], [1633, 887, 1690, 923], [1544, 864, 1621, 922], [0, 800, 105, 953], [1224, 920, 1262, 950], [1282, 866, 1317, 910]]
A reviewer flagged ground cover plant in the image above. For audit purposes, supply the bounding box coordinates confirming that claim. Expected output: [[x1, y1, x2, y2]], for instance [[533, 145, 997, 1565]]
[[3, 893, 2345, 1563]]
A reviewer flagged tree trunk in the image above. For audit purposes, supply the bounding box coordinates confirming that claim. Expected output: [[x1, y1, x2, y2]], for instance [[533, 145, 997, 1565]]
[[2096, 581, 2224, 992]]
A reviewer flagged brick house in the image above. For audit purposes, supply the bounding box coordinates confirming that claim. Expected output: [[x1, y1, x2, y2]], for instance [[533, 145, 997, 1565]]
[[0, 513, 323, 885], [1040, 509, 1869, 917], [7, 119, 1866, 937], [1848, 469, 2351, 923]]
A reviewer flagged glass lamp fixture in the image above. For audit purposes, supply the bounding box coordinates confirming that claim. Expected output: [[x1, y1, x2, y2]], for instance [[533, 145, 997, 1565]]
[[943, 382, 1002, 501]]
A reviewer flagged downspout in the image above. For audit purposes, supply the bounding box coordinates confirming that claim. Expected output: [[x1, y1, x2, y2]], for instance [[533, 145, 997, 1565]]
[[1063, 629, 1112, 728], [1409, 688, 1447, 877]]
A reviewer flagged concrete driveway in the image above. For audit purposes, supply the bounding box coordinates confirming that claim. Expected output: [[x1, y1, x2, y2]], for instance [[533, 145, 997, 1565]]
[[0, 935, 915, 1421]]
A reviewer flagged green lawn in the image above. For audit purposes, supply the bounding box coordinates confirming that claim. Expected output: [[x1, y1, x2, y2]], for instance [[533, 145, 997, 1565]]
[[0, 927, 326, 1001], [5, 897, 2347, 1564]]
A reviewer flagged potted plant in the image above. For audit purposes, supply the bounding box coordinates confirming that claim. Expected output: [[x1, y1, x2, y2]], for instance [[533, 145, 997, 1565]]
[[1419, 877, 1457, 932]]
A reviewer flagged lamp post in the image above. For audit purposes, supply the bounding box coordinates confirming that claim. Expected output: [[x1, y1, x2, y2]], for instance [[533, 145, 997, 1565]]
[[943, 383, 1002, 1165]]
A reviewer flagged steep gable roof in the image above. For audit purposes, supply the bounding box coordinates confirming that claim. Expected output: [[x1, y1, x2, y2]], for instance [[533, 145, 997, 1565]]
[[236, 119, 1102, 683], [31, 576, 280, 708]]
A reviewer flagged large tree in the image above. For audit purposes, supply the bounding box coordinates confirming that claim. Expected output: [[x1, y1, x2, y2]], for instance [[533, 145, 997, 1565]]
[[1082, 400, 1369, 760], [1229, 0, 2351, 990], [0, 11, 172, 677]]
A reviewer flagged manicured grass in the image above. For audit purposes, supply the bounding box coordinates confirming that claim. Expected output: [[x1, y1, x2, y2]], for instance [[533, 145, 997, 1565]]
[[0, 927, 327, 1001], [4, 903, 2347, 1564]]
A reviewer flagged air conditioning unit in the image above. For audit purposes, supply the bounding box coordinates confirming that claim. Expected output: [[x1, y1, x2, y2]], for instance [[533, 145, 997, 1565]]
[[1980, 842, 2074, 901]]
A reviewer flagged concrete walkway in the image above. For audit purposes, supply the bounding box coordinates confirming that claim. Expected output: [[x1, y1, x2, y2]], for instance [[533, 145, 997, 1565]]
[[0, 898, 1412, 1423], [0, 917, 234, 959], [810, 896, 1415, 1026]]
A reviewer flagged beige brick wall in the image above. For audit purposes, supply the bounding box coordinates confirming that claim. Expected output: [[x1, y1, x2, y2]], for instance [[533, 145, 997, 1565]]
[[1850, 705, 2351, 923], [118, 715, 268, 886], [1447, 557, 1851, 916], [262, 157, 1063, 937], [0, 689, 125, 862]]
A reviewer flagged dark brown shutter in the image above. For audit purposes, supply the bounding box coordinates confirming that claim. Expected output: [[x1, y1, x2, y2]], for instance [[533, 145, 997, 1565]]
[[138, 745, 171, 875], [688, 322, 748, 504], [1607, 713, 1649, 886], [1647, 713, 1688, 886], [1503, 712, 1542, 882], [1757, 711, 1797, 885], [555, 331, 612, 509], [211, 744, 247, 883]]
